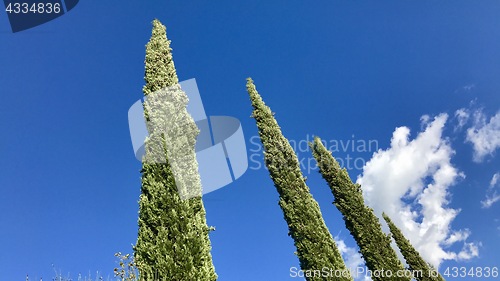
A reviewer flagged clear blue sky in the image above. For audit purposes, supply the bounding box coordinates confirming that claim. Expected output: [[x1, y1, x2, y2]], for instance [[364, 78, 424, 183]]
[[1, 1, 499, 280]]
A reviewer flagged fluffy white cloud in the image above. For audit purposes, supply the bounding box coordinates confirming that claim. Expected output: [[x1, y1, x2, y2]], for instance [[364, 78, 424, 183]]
[[481, 172, 500, 208], [466, 110, 500, 162], [335, 238, 371, 281], [456, 242, 481, 260], [454, 108, 470, 131], [443, 229, 471, 246], [357, 114, 478, 268]]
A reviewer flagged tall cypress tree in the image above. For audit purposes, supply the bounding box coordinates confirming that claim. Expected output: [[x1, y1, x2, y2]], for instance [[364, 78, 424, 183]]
[[310, 137, 409, 281], [134, 20, 217, 281], [383, 213, 446, 281], [247, 78, 352, 281]]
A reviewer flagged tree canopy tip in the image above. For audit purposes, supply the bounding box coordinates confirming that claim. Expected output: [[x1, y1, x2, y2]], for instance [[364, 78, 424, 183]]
[[150, 19, 167, 33], [311, 136, 327, 150], [152, 18, 163, 25], [307, 135, 321, 149]]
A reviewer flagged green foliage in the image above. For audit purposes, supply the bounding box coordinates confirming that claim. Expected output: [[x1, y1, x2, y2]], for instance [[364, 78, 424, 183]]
[[247, 78, 352, 281], [310, 137, 410, 281], [133, 19, 217, 281], [142, 19, 178, 97], [383, 213, 446, 281]]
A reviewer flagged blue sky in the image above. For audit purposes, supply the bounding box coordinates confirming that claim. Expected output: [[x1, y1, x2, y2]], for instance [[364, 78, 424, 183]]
[[1, 1, 499, 280]]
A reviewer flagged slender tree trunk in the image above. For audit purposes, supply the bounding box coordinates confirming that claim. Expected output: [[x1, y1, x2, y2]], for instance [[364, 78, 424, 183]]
[[310, 137, 410, 281], [134, 19, 217, 281], [247, 78, 352, 281], [383, 213, 446, 281]]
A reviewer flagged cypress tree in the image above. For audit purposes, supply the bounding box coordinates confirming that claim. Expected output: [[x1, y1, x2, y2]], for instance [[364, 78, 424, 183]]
[[247, 78, 352, 281], [310, 137, 410, 281], [383, 213, 446, 281], [134, 20, 217, 281]]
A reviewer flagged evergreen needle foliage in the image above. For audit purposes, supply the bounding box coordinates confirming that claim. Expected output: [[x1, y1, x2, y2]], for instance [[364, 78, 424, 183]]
[[134, 19, 217, 281], [247, 78, 352, 281], [310, 137, 410, 281], [383, 213, 446, 281]]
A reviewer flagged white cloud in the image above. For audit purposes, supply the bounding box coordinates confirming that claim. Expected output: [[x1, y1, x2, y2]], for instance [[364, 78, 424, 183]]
[[335, 237, 372, 281], [357, 114, 478, 268], [454, 108, 470, 131], [457, 242, 481, 260], [490, 172, 499, 187], [454, 84, 475, 94], [463, 84, 475, 92], [481, 194, 500, 209], [466, 110, 500, 162], [443, 229, 471, 246], [481, 172, 500, 208]]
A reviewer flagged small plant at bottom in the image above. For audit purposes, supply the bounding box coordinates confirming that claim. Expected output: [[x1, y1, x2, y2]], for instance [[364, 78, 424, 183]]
[[113, 252, 139, 281]]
